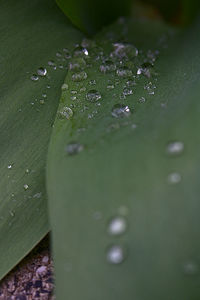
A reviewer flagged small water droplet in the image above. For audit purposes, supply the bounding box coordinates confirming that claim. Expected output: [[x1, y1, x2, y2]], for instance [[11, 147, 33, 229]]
[[111, 104, 131, 118], [144, 82, 156, 95], [40, 99, 45, 104], [73, 46, 89, 58], [116, 67, 132, 78], [107, 84, 115, 89], [33, 192, 42, 199], [47, 85, 51, 89], [31, 75, 39, 81], [111, 43, 138, 59], [138, 97, 146, 103], [183, 261, 199, 275], [9, 210, 15, 217], [167, 172, 181, 184], [80, 87, 86, 93], [37, 67, 47, 77], [24, 184, 29, 191], [166, 141, 184, 156], [100, 60, 116, 73], [107, 245, 125, 264], [61, 83, 69, 91], [7, 164, 12, 169], [72, 71, 87, 82], [123, 87, 133, 96], [108, 216, 127, 236], [66, 143, 84, 155], [48, 60, 56, 69], [56, 52, 62, 57], [58, 107, 73, 120], [89, 79, 96, 85], [25, 169, 30, 174], [86, 90, 102, 102]]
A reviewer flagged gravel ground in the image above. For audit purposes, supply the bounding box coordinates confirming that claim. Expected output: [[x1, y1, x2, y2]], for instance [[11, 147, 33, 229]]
[[0, 236, 55, 300]]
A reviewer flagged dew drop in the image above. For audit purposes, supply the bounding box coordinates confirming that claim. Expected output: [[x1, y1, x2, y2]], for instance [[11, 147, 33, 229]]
[[69, 57, 86, 71], [107, 245, 125, 264], [111, 43, 138, 59], [107, 84, 115, 89], [9, 210, 15, 217], [7, 164, 12, 169], [116, 67, 132, 78], [126, 79, 136, 87], [31, 75, 39, 81], [123, 87, 133, 96], [24, 184, 29, 191], [66, 143, 84, 155], [58, 107, 73, 120], [72, 71, 87, 82], [138, 97, 146, 103], [168, 172, 181, 184], [86, 90, 102, 102], [61, 83, 69, 91], [48, 60, 56, 69], [89, 79, 96, 85], [111, 104, 131, 118], [100, 60, 116, 73], [37, 67, 47, 77], [73, 46, 89, 58], [166, 141, 184, 156], [183, 261, 199, 276], [144, 82, 156, 95], [108, 216, 127, 236]]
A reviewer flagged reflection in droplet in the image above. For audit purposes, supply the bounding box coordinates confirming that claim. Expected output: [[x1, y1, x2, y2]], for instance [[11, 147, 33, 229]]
[[66, 143, 84, 155], [108, 217, 127, 236], [107, 245, 125, 264], [31, 75, 39, 81], [166, 141, 184, 156], [24, 184, 29, 191], [111, 104, 131, 118]]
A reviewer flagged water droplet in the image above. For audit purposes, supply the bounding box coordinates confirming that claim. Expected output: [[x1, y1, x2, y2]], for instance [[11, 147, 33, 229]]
[[126, 79, 136, 87], [25, 169, 30, 174], [69, 57, 86, 71], [107, 245, 125, 264], [107, 84, 115, 89], [31, 75, 39, 81], [166, 141, 184, 156], [9, 210, 15, 217], [7, 164, 12, 169], [168, 172, 181, 184], [89, 79, 96, 85], [48, 60, 56, 69], [86, 90, 102, 102], [63, 48, 71, 59], [111, 104, 131, 118], [111, 43, 138, 59], [72, 71, 87, 82], [108, 216, 127, 236], [73, 46, 89, 58], [80, 87, 86, 93], [144, 82, 156, 95], [40, 99, 45, 104], [71, 95, 77, 101], [37, 67, 47, 77], [66, 143, 84, 155], [100, 60, 116, 73], [24, 184, 29, 191], [58, 107, 73, 120], [123, 87, 133, 96], [56, 52, 62, 57], [183, 261, 199, 275], [61, 83, 69, 91], [116, 67, 132, 78], [138, 97, 146, 103], [47, 85, 51, 89]]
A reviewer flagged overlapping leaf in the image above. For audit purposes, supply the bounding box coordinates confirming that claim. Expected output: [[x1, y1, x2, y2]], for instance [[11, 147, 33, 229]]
[[47, 17, 200, 300]]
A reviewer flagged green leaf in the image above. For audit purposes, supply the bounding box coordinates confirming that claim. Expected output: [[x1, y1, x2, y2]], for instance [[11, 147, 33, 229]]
[[56, 0, 131, 35], [47, 17, 200, 300], [0, 0, 83, 280]]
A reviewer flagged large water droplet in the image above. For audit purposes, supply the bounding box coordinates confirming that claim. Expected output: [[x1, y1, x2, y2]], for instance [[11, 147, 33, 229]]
[[111, 104, 131, 118], [58, 107, 73, 120], [86, 90, 102, 102], [37, 67, 47, 77], [107, 245, 125, 264], [166, 141, 184, 156], [108, 217, 127, 236], [72, 71, 87, 82], [66, 143, 84, 155]]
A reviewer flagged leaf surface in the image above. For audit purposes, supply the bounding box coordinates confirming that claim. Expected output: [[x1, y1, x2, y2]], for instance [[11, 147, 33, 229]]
[[0, 0, 83, 279]]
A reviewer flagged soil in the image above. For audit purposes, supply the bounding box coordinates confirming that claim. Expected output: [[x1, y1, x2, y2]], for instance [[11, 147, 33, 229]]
[[0, 235, 55, 300]]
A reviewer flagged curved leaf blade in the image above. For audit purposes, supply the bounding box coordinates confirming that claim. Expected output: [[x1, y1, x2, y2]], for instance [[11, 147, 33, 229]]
[[0, 0, 83, 280]]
